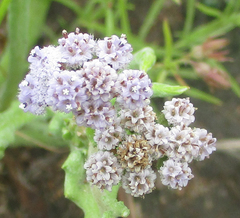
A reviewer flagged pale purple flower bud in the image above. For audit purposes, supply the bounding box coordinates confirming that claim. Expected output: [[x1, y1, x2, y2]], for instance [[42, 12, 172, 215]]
[[162, 98, 196, 126], [18, 68, 51, 115], [18, 73, 47, 115], [166, 124, 197, 163], [73, 100, 115, 129], [144, 123, 170, 160], [159, 159, 194, 190], [19, 45, 66, 115], [122, 167, 156, 197], [96, 34, 133, 70], [84, 151, 123, 191], [28, 45, 63, 72], [191, 128, 217, 161], [116, 70, 153, 110], [79, 59, 118, 102], [94, 124, 123, 150], [58, 29, 95, 68], [119, 105, 156, 133], [46, 70, 86, 113]]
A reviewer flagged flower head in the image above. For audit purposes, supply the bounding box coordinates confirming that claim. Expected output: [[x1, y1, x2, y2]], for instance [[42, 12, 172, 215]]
[[122, 167, 156, 197], [144, 123, 170, 160], [117, 134, 153, 173], [84, 151, 123, 191], [94, 124, 123, 150], [28, 45, 63, 72], [191, 128, 217, 161], [192, 62, 231, 90], [162, 98, 196, 126], [46, 70, 86, 113], [96, 34, 133, 70], [79, 59, 118, 102], [116, 70, 153, 110], [73, 100, 115, 129], [159, 159, 194, 190], [191, 37, 233, 62], [58, 28, 95, 68], [119, 105, 156, 134]]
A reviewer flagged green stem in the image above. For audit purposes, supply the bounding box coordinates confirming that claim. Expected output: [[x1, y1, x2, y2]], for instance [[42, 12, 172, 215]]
[[139, 0, 165, 41], [163, 19, 173, 67], [62, 127, 129, 218], [182, 0, 195, 37], [118, 0, 131, 36], [157, 69, 168, 83], [105, 0, 114, 36]]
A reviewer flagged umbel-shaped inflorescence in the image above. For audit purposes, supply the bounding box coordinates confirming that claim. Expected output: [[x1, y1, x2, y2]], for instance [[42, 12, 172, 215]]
[[18, 28, 217, 197]]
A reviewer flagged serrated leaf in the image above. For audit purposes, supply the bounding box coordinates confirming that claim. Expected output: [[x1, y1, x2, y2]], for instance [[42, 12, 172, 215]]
[[62, 150, 129, 218], [0, 101, 35, 159], [152, 82, 189, 98]]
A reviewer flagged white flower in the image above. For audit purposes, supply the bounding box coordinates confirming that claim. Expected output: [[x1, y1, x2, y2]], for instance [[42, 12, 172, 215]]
[[159, 159, 194, 190], [162, 98, 196, 126], [122, 167, 156, 197]]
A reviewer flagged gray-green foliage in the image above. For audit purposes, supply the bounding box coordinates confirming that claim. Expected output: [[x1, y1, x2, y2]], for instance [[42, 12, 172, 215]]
[[0, 101, 35, 159]]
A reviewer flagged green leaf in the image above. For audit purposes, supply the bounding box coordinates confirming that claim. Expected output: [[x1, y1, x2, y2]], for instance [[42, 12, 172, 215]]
[[0, 0, 52, 112], [0, 0, 30, 111], [175, 13, 240, 49], [86, 127, 96, 147], [14, 117, 67, 150], [0, 0, 11, 25], [139, 0, 165, 40], [163, 19, 173, 66], [152, 82, 189, 98], [129, 47, 156, 72], [196, 2, 222, 17], [48, 112, 72, 137], [54, 0, 82, 16], [185, 87, 222, 105], [172, 0, 181, 5], [28, 0, 52, 48], [229, 75, 240, 98], [0, 101, 35, 159], [62, 149, 130, 218]]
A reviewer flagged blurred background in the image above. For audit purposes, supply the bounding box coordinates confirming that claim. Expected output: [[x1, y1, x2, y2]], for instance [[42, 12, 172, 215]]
[[0, 0, 240, 217]]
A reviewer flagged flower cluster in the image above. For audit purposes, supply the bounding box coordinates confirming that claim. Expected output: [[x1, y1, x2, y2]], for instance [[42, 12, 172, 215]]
[[19, 28, 217, 197], [18, 28, 133, 117]]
